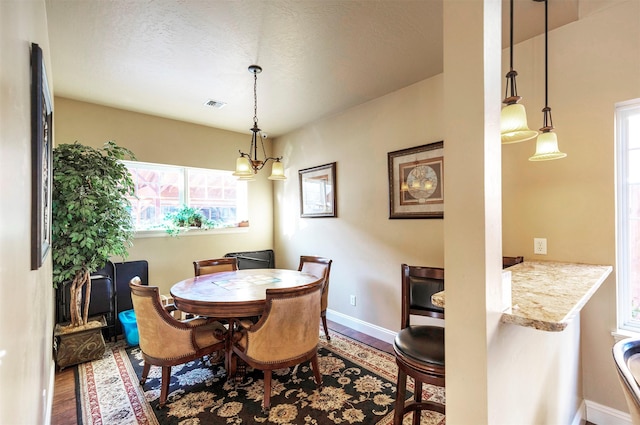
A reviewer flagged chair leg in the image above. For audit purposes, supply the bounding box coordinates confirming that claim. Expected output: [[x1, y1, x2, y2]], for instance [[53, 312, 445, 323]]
[[140, 362, 151, 385], [159, 366, 171, 408], [311, 354, 322, 386], [321, 310, 330, 341], [394, 368, 408, 425], [263, 370, 272, 410]]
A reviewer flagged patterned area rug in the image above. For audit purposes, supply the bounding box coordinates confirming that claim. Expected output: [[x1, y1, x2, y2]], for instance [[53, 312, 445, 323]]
[[76, 331, 445, 424]]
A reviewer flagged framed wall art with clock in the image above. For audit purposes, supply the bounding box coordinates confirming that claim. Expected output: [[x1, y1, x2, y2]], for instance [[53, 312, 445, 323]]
[[387, 141, 444, 219]]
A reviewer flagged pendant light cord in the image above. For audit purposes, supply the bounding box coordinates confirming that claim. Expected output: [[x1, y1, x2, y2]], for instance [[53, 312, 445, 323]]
[[504, 0, 519, 102], [544, 0, 548, 109], [509, 0, 514, 71], [541, 0, 553, 130]]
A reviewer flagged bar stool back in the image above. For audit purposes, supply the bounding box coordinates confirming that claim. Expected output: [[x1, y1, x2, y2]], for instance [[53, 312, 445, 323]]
[[393, 264, 445, 425]]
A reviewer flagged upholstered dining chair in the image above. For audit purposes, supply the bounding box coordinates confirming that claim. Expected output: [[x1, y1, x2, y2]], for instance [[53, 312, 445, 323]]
[[193, 257, 238, 276], [129, 277, 226, 408], [393, 264, 445, 425], [613, 338, 640, 425], [298, 255, 333, 340], [230, 277, 325, 410]]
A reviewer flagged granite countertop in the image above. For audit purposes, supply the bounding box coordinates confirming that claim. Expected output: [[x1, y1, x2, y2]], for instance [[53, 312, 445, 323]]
[[431, 261, 613, 332]]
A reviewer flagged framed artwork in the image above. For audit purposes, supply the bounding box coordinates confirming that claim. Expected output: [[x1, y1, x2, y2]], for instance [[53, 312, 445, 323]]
[[388, 141, 444, 219], [30, 43, 53, 270], [299, 162, 337, 218]]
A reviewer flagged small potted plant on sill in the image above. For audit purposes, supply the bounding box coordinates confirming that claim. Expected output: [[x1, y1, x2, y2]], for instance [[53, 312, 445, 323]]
[[52, 141, 136, 368], [163, 205, 221, 236]]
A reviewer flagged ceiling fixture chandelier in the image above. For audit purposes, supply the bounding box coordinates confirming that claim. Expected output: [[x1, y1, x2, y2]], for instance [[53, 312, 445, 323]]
[[501, 0, 537, 144], [233, 65, 286, 181], [529, 0, 567, 161]]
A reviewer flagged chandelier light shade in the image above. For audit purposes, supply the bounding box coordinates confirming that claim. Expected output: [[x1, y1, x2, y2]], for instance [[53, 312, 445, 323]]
[[529, 0, 567, 161], [501, 0, 537, 144], [232, 65, 286, 181]]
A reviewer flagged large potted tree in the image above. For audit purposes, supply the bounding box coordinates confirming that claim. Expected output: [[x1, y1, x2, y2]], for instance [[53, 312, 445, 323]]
[[52, 141, 136, 368]]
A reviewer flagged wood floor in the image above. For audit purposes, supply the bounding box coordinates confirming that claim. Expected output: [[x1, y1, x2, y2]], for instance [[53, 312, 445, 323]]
[[50, 320, 393, 425]]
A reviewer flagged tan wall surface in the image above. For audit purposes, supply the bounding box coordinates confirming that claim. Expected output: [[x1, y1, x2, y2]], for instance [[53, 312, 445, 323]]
[[53, 98, 275, 294], [0, 1, 56, 423], [502, 0, 640, 414], [273, 74, 446, 332]]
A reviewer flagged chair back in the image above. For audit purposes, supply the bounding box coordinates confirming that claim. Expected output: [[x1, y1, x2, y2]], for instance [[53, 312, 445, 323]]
[[401, 264, 445, 328], [613, 338, 640, 425], [193, 257, 238, 276], [241, 278, 324, 363], [129, 277, 195, 360], [298, 256, 333, 310]]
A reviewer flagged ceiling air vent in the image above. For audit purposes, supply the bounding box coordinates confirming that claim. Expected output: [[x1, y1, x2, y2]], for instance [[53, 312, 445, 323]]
[[204, 99, 227, 109]]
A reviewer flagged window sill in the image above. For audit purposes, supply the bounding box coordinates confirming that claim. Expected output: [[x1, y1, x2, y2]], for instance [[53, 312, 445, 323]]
[[612, 329, 640, 343], [133, 226, 249, 239]]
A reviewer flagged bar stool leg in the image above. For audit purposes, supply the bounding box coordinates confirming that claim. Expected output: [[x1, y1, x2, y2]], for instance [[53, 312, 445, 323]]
[[413, 381, 423, 425], [394, 368, 408, 425]]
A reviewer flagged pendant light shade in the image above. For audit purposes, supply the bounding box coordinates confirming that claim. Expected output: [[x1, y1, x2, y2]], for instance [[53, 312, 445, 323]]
[[501, 103, 538, 144], [528, 129, 567, 161], [529, 0, 566, 161], [501, 0, 537, 144]]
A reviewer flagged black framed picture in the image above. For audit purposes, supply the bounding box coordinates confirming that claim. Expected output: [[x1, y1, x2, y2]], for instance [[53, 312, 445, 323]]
[[31, 43, 53, 270], [388, 141, 444, 219], [299, 162, 337, 218]]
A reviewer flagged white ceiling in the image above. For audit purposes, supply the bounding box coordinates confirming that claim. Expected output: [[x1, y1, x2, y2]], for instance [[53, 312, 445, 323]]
[[46, 0, 578, 138]]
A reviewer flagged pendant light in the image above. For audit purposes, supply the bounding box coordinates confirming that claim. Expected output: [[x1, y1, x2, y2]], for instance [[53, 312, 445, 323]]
[[529, 0, 567, 161], [233, 65, 286, 180], [501, 0, 537, 144]]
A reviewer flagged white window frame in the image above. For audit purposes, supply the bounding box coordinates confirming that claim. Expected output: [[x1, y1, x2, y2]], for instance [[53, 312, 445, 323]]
[[616, 99, 640, 332], [122, 160, 248, 238]]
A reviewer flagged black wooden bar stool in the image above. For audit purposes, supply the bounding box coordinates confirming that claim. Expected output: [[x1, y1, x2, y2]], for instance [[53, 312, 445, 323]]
[[393, 264, 445, 425]]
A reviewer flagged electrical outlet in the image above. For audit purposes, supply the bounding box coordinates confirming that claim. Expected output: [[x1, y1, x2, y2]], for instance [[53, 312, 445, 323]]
[[350, 295, 356, 306], [534, 238, 547, 255]]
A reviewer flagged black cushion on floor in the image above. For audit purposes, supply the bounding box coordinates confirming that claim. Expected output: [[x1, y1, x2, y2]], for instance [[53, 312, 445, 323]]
[[393, 325, 445, 366]]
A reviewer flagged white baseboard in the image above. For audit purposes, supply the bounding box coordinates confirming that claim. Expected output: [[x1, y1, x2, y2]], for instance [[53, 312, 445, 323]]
[[326, 309, 397, 344], [45, 361, 55, 424], [571, 400, 586, 425], [585, 400, 631, 425]]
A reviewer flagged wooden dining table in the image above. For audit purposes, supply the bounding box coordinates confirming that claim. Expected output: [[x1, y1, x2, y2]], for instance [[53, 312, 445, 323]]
[[170, 268, 323, 377], [170, 268, 322, 318]]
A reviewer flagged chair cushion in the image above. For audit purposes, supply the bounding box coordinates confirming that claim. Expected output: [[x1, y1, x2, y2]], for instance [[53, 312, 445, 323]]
[[394, 325, 444, 367]]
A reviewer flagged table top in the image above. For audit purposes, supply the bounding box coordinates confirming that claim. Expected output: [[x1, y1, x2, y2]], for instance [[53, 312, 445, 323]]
[[431, 261, 613, 332], [170, 268, 321, 318]]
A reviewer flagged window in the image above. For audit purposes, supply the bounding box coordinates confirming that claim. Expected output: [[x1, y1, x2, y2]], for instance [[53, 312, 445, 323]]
[[617, 99, 640, 331], [122, 160, 248, 232]]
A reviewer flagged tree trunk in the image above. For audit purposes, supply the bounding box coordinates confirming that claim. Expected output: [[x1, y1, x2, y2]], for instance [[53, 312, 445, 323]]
[[69, 268, 90, 327], [82, 269, 91, 325]]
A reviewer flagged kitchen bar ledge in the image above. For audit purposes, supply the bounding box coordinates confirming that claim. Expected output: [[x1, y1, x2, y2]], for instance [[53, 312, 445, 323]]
[[431, 261, 613, 332]]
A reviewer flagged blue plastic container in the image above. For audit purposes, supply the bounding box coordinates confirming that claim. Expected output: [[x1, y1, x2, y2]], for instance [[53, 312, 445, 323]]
[[118, 309, 139, 346]]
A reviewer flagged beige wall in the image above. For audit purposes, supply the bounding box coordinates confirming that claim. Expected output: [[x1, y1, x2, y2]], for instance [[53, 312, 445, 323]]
[[273, 74, 445, 331], [0, 1, 56, 423], [53, 98, 276, 294], [273, 1, 638, 423], [502, 0, 639, 414]]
